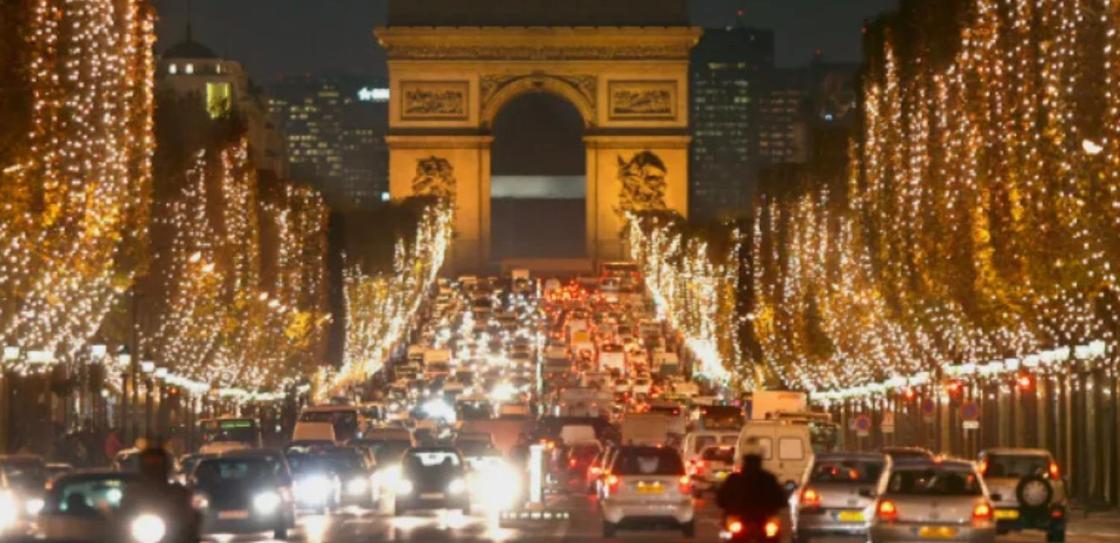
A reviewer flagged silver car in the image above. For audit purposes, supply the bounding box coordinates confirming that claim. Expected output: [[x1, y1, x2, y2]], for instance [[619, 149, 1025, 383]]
[[978, 448, 1067, 542], [790, 452, 884, 542], [600, 445, 694, 538], [867, 457, 996, 543]]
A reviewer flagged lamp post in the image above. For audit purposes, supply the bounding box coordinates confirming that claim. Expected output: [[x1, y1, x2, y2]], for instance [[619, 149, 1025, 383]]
[[117, 347, 133, 444], [1, 346, 19, 453], [89, 344, 106, 430]]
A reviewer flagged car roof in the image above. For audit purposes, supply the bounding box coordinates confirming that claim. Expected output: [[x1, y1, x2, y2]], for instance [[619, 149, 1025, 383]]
[[813, 452, 886, 462], [980, 448, 1051, 457], [51, 469, 136, 484], [890, 457, 976, 470]]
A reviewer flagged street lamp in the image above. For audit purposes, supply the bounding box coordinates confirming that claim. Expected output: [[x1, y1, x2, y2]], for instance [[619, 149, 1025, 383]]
[[1082, 138, 1104, 156], [141, 361, 155, 440]]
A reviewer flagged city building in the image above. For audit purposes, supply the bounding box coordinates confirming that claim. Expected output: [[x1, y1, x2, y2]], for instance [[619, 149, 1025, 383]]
[[268, 75, 390, 210], [157, 31, 287, 177], [689, 25, 774, 221]]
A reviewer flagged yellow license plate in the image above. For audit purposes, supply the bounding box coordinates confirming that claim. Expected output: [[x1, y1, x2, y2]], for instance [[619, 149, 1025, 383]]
[[837, 510, 865, 522], [918, 526, 958, 539], [637, 483, 664, 494], [715, 471, 729, 481], [994, 509, 1019, 520]]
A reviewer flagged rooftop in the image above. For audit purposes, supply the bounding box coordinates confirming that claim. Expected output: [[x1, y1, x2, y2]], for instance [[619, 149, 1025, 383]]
[[387, 0, 690, 27]]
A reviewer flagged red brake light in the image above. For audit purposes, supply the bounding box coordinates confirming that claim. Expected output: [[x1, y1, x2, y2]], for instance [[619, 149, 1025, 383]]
[[764, 519, 781, 538], [800, 487, 822, 508], [978, 459, 989, 476], [606, 474, 620, 493], [877, 499, 899, 522], [1048, 461, 1061, 480], [678, 475, 692, 494], [973, 501, 993, 522], [726, 516, 743, 534]]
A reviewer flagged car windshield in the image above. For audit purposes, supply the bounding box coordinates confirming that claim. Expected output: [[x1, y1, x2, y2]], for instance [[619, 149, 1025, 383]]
[[365, 441, 411, 466], [455, 440, 493, 457], [1, 458, 46, 489], [322, 451, 365, 472], [887, 468, 983, 496], [613, 448, 685, 476], [985, 454, 1049, 478], [48, 476, 130, 516], [405, 451, 461, 471], [701, 447, 735, 463], [194, 458, 275, 487], [810, 459, 884, 483], [287, 455, 335, 474]]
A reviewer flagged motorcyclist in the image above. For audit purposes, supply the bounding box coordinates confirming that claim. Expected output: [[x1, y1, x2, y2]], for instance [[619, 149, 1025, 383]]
[[717, 442, 787, 526], [116, 446, 200, 543]]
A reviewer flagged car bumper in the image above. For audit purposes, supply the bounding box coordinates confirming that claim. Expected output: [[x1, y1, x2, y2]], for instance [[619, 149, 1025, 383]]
[[397, 493, 469, 511], [869, 523, 995, 543], [994, 506, 1065, 532], [202, 511, 291, 534], [601, 497, 693, 525], [795, 509, 869, 536]]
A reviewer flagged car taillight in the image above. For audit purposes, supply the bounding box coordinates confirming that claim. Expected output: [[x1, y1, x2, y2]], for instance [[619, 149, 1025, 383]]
[[606, 474, 620, 493], [726, 516, 744, 534], [978, 459, 988, 476], [800, 487, 822, 509], [589, 466, 602, 476], [569, 458, 578, 468], [973, 501, 993, 523], [764, 518, 781, 539], [1048, 461, 1061, 480], [678, 475, 691, 495], [877, 499, 899, 522]]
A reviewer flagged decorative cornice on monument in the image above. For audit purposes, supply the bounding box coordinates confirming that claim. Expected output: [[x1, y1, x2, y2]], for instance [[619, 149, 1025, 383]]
[[375, 27, 702, 61]]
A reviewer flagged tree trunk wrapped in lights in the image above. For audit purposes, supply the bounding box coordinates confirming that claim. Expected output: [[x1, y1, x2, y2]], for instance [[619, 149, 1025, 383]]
[[0, 0, 154, 363]]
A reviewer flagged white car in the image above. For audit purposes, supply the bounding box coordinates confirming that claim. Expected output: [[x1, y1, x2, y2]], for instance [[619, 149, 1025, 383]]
[[600, 445, 694, 538], [631, 376, 653, 396]]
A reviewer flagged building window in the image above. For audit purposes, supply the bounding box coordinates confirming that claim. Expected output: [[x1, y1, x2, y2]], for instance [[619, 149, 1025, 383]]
[[206, 82, 232, 119], [168, 64, 177, 75], [185, 63, 194, 75]]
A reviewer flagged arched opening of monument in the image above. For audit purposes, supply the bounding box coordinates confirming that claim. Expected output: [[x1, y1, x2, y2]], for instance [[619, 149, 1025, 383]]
[[490, 92, 586, 261]]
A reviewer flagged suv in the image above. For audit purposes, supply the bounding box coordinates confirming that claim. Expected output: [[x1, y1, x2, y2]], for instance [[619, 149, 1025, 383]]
[[978, 448, 1067, 542]]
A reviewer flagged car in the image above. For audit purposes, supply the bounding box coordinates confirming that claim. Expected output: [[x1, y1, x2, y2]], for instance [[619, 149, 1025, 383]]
[[34, 470, 135, 542], [191, 453, 296, 540], [600, 445, 694, 538], [387, 447, 470, 515], [319, 446, 376, 508], [689, 445, 736, 496], [46, 463, 74, 480], [681, 430, 740, 465], [978, 448, 1067, 541], [789, 451, 885, 542], [880, 446, 934, 462], [0, 455, 48, 521], [867, 457, 996, 543], [564, 442, 602, 486], [285, 453, 342, 512]]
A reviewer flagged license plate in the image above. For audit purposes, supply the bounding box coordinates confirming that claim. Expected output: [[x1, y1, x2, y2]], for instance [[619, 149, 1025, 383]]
[[636, 483, 664, 494], [218, 510, 250, 520], [715, 471, 729, 481], [420, 492, 445, 500], [994, 509, 1020, 520], [918, 526, 958, 539], [837, 510, 865, 522]]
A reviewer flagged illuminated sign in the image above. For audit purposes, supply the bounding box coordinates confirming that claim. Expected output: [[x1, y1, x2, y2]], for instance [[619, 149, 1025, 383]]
[[357, 87, 390, 102]]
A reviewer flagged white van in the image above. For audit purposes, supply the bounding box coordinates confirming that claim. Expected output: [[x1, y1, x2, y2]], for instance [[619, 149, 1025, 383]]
[[735, 421, 813, 489], [681, 430, 740, 464]]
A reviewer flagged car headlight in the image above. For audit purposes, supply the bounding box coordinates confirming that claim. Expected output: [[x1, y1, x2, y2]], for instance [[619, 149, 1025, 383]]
[[0, 491, 17, 528], [253, 491, 282, 514], [24, 497, 44, 516], [347, 477, 370, 496], [396, 479, 414, 495], [129, 513, 167, 543], [190, 492, 210, 510], [297, 476, 333, 504], [448, 478, 467, 495]]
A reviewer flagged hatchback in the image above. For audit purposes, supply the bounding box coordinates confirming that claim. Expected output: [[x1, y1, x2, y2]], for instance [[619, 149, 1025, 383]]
[[867, 458, 996, 543], [191, 453, 295, 540], [600, 445, 694, 538], [790, 452, 884, 541]]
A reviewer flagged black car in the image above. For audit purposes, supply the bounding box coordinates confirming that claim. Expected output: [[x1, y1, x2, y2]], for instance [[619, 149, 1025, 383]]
[[319, 447, 376, 508], [0, 455, 48, 520], [190, 453, 295, 540], [286, 453, 341, 513], [392, 447, 469, 515]]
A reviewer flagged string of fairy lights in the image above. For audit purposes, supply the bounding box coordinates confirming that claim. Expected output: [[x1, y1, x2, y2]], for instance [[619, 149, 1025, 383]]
[[628, 0, 1119, 402], [322, 200, 453, 400], [0, 0, 153, 360]]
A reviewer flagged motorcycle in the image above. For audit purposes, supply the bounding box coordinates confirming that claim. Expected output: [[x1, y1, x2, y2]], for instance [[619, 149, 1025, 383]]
[[719, 514, 784, 542]]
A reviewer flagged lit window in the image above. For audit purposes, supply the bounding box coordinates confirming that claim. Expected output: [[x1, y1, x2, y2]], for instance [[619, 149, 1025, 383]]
[[216, 64, 222, 74], [185, 63, 194, 74], [168, 64, 177, 75], [206, 82, 232, 118]]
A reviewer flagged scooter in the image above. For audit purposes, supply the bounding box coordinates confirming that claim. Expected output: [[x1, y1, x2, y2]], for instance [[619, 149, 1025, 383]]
[[719, 514, 784, 542]]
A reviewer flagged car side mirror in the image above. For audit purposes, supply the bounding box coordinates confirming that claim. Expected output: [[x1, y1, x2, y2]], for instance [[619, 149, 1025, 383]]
[[990, 493, 1002, 502], [858, 489, 876, 499]]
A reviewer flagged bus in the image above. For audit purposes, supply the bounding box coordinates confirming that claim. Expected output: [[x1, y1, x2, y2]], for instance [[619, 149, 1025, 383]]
[[198, 418, 262, 453]]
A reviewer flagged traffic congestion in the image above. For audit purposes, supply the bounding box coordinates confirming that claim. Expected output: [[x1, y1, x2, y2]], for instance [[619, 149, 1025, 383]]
[[0, 263, 1090, 542]]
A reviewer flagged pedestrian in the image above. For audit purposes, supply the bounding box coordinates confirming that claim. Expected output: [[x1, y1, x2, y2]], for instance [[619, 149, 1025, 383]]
[[104, 428, 124, 462]]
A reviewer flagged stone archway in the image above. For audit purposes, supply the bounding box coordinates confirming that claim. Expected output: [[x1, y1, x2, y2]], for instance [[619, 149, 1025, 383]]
[[378, 23, 700, 272]]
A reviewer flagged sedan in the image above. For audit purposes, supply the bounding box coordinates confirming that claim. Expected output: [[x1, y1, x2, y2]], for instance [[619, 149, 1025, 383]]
[[386, 447, 470, 515], [790, 451, 884, 541], [191, 453, 295, 540], [867, 457, 996, 543]]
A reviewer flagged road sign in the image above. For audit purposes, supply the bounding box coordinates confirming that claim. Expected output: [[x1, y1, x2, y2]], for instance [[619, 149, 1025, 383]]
[[854, 414, 873, 437], [960, 400, 980, 421], [963, 420, 980, 430], [920, 398, 936, 422], [881, 410, 896, 434]]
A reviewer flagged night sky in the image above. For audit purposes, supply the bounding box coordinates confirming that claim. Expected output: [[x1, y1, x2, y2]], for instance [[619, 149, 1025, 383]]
[[155, 0, 898, 84]]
